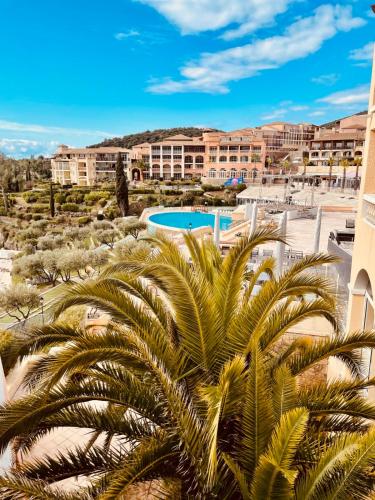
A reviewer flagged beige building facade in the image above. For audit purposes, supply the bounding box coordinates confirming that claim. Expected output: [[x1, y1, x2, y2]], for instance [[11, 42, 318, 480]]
[[347, 49, 375, 392], [132, 131, 266, 182], [51, 145, 132, 186]]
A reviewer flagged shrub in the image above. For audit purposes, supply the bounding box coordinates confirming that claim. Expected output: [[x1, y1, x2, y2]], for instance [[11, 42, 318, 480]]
[[201, 184, 224, 192], [22, 191, 39, 203], [54, 192, 67, 204], [77, 216, 92, 226], [98, 198, 107, 208], [31, 204, 49, 214], [61, 203, 80, 213], [66, 193, 84, 204], [84, 191, 111, 203], [32, 214, 43, 221]]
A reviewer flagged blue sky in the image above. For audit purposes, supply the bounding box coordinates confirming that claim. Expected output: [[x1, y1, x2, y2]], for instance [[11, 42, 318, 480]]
[[0, 0, 373, 157]]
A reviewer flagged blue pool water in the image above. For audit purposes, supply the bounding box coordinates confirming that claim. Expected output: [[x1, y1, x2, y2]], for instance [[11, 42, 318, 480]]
[[149, 211, 232, 231]]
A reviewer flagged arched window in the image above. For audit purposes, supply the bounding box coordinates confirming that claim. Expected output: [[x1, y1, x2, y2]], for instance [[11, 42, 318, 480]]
[[174, 164, 181, 170], [229, 156, 238, 162], [230, 168, 237, 178], [241, 168, 248, 179], [195, 155, 204, 164], [185, 155, 193, 163], [354, 151, 362, 156], [209, 168, 216, 178], [219, 168, 227, 179], [240, 156, 248, 163], [219, 156, 227, 162]]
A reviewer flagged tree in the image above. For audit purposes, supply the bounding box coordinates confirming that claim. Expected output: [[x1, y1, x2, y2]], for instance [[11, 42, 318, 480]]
[[302, 157, 309, 190], [49, 182, 55, 218], [116, 219, 147, 239], [37, 234, 66, 251], [13, 251, 60, 286], [353, 155, 362, 191], [340, 158, 349, 192], [56, 249, 90, 281], [0, 284, 40, 322], [95, 228, 119, 249], [2, 231, 375, 497], [115, 152, 129, 217], [327, 155, 335, 192]]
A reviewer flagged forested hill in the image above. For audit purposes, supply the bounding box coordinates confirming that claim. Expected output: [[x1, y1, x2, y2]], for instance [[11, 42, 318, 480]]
[[89, 127, 222, 149]]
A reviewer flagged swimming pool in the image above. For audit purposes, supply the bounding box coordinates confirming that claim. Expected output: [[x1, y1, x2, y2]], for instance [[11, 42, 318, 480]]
[[148, 211, 232, 231]]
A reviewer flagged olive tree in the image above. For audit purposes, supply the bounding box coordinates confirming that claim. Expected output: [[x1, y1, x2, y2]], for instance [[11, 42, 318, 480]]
[[115, 218, 147, 240], [95, 229, 119, 249], [37, 234, 66, 251], [13, 251, 60, 286], [0, 284, 40, 322]]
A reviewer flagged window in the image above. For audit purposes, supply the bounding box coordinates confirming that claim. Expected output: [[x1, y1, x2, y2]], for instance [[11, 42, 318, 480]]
[[209, 146, 217, 152], [174, 164, 181, 171], [252, 146, 261, 153], [229, 156, 238, 162], [209, 156, 216, 162], [241, 169, 248, 179], [240, 146, 250, 151], [219, 168, 227, 179], [219, 156, 227, 162], [220, 146, 228, 151], [229, 145, 239, 151], [209, 168, 216, 178], [230, 168, 237, 178], [185, 155, 193, 163], [195, 155, 204, 164], [240, 156, 248, 163]]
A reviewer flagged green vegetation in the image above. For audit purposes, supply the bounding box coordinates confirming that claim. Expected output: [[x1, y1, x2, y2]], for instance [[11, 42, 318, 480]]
[[0, 284, 40, 322], [1, 232, 375, 498], [90, 126, 222, 149]]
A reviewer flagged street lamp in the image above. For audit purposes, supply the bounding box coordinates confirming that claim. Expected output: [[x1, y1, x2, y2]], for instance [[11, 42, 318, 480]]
[[40, 296, 44, 325]]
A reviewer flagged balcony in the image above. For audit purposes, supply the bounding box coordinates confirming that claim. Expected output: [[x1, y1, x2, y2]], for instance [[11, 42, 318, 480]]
[[363, 195, 375, 227]]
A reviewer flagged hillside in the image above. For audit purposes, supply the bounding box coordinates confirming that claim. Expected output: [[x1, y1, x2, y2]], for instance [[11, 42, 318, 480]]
[[89, 127, 222, 149]]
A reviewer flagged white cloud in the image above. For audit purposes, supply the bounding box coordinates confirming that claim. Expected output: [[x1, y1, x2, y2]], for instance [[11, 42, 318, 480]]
[[318, 84, 370, 106], [309, 110, 326, 117], [261, 109, 288, 121], [137, 0, 295, 40], [114, 30, 140, 40], [0, 139, 58, 158], [349, 42, 374, 66], [311, 73, 340, 86], [0, 120, 113, 137], [289, 105, 309, 111], [148, 5, 365, 95]]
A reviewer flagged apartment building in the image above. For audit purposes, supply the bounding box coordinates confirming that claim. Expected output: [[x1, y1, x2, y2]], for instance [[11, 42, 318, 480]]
[[255, 122, 316, 153], [131, 134, 205, 181], [131, 131, 266, 182], [347, 49, 375, 394], [51, 145, 132, 186], [202, 131, 265, 181], [307, 113, 366, 174]]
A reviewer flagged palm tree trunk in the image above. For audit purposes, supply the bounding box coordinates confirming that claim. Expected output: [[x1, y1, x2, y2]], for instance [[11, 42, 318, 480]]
[[328, 165, 332, 192], [355, 164, 360, 191], [341, 168, 346, 193]]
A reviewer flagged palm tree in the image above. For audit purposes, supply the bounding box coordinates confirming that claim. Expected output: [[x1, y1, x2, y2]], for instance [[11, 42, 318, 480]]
[[340, 158, 349, 193], [1, 231, 375, 498], [327, 155, 334, 192], [353, 156, 362, 191], [302, 157, 309, 190]]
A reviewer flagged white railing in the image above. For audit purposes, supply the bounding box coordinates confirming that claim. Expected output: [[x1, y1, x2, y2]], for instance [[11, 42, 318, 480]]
[[363, 194, 375, 227]]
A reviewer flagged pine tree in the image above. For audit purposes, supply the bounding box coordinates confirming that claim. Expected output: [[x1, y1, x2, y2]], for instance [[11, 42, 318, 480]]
[[115, 152, 129, 217], [49, 182, 55, 218]]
